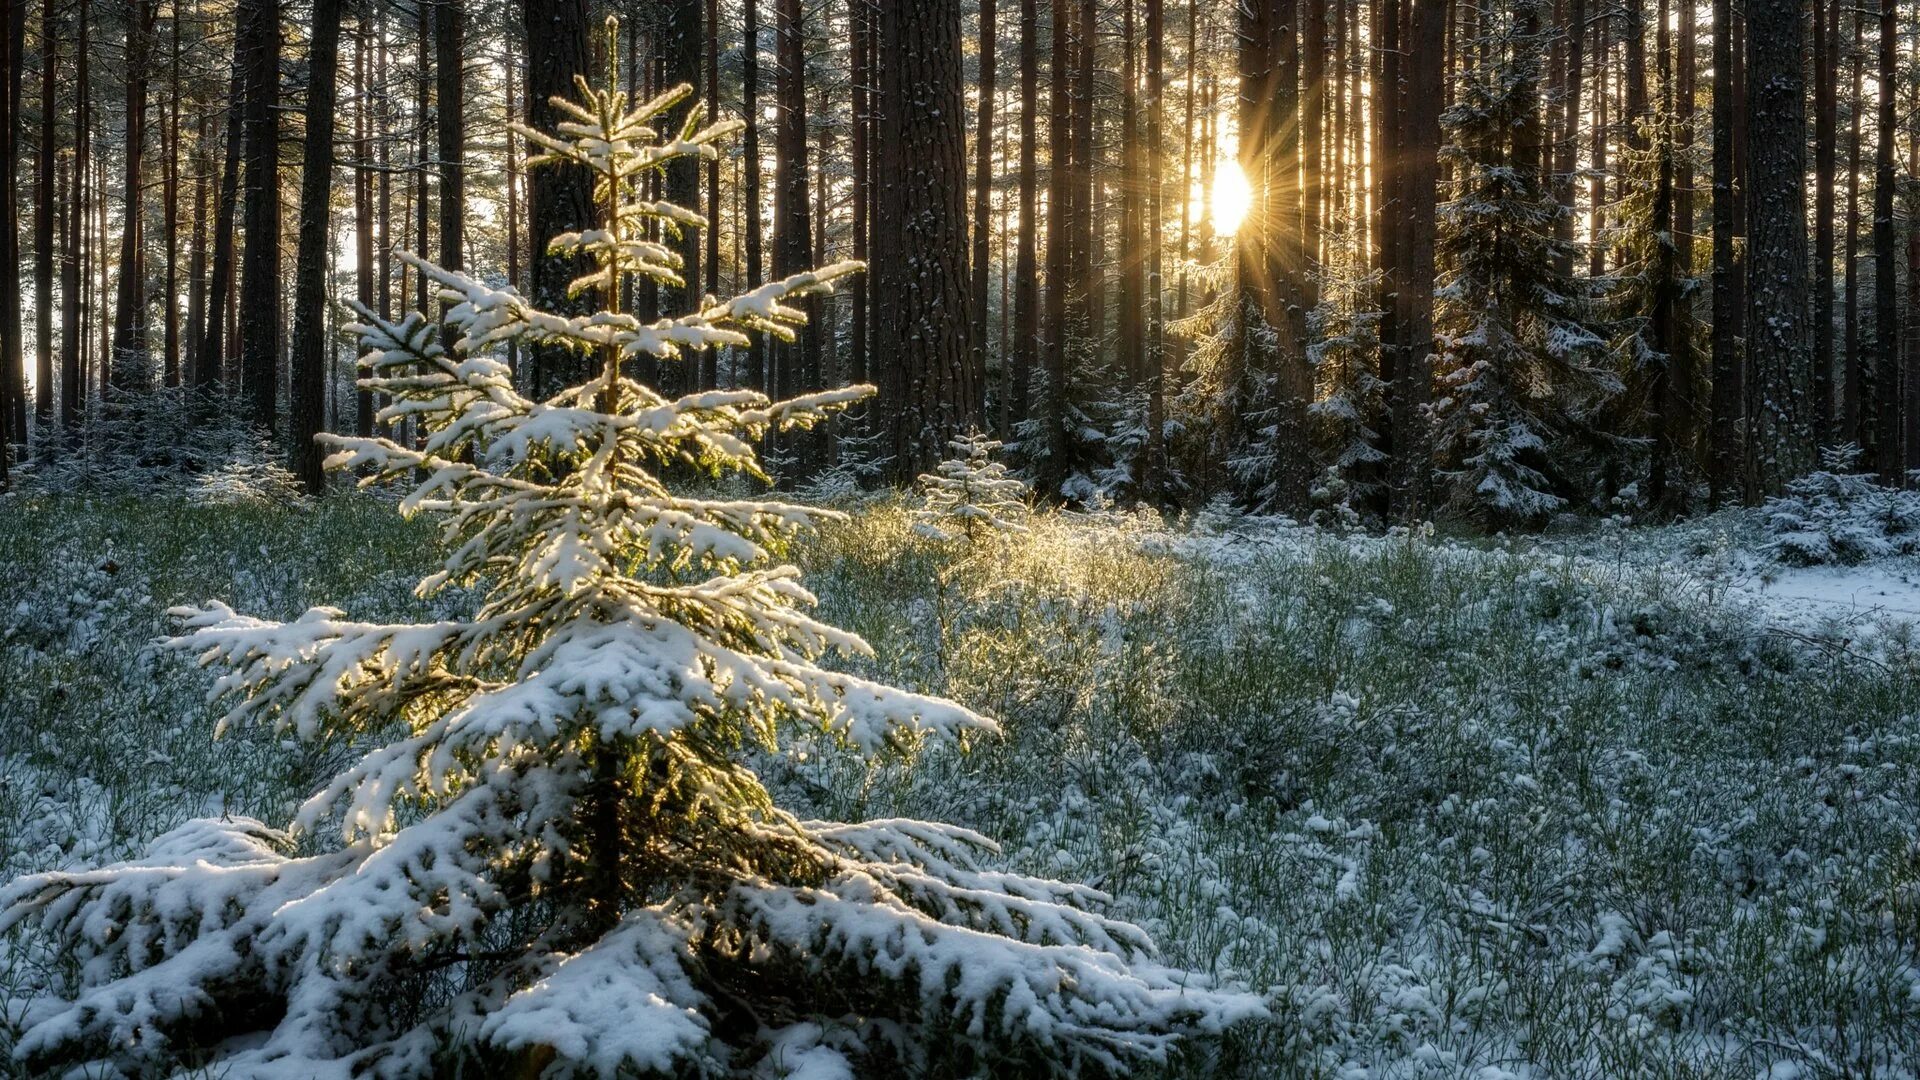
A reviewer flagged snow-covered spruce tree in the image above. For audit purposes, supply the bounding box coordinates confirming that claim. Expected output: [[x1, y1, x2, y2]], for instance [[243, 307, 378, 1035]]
[[913, 430, 1032, 544], [0, 34, 1263, 1078], [1602, 108, 1704, 514], [1307, 256, 1388, 522], [1431, 2, 1619, 528], [1763, 444, 1920, 565]]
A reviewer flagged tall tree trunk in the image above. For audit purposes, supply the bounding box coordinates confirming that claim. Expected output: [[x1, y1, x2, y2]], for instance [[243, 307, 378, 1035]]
[[774, 0, 814, 417], [110, 0, 154, 390], [1646, 0, 1682, 512], [1746, 0, 1814, 492], [200, 71, 243, 390], [436, 0, 463, 276], [1813, 0, 1837, 446], [1874, 0, 1899, 480], [1843, 2, 1863, 442], [1040, 0, 1074, 493], [1554, 0, 1583, 277], [162, 3, 182, 387], [356, 13, 374, 434], [291, 0, 343, 494], [968, 0, 995, 430], [237, 0, 282, 433], [1391, 0, 1444, 520], [1142, 0, 1165, 499], [1117, 0, 1141, 393], [523, 0, 593, 399], [1302, 0, 1324, 291], [0, 0, 17, 465], [660, 0, 702, 375], [702, 0, 720, 392], [875, 0, 972, 479], [62, 0, 89, 435], [33, 0, 55, 430], [1009, 0, 1037, 430], [1708, 0, 1741, 502], [1265, 0, 1311, 513], [1373, 0, 1402, 513], [745, 0, 767, 392]]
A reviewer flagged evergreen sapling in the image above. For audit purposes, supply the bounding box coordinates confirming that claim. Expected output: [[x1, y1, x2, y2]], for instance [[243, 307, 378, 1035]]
[[0, 26, 1263, 1078]]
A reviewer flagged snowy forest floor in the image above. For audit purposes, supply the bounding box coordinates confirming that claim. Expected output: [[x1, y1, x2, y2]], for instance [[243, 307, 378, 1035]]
[[2, 492, 1919, 1079]]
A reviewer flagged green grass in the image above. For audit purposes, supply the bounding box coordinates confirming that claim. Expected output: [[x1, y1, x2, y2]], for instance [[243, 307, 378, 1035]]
[[3, 492, 1918, 1078]]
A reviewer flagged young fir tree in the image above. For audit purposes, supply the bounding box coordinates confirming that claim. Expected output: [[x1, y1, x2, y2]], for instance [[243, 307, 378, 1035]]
[[1604, 108, 1705, 514], [1432, 1, 1619, 527], [0, 28, 1262, 1078], [914, 430, 1033, 543], [1308, 273, 1388, 520]]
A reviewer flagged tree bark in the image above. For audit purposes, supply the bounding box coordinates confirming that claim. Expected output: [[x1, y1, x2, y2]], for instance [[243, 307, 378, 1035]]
[[745, 0, 767, 392], [1391, 0, 1444, 520], [968, 0, 995, 430], [290, 0, 343, 494], [1813, 0, 1837, 446], [237, 0, 282, 432], [874, 0, 972, 479], [110, 0, 154, 391], [33, 0, 54, 429], [436, 0, 463, 276], [1745, 0, 1815, 492], [523, 0, 593, 399], [1009, 0, 1037, 431], [1874, 0, 1899, 480]]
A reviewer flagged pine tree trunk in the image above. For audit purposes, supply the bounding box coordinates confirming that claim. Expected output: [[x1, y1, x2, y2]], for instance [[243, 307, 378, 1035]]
[[1708, 0, 1741, 503], [1265, 0, 1311, 513], [356, 14, 374, 435], [1647, 0, 1682, 512], [34, 0, 55, 429], [0, 0, 16, 468], [660, 0, 702, 384], [110, 0, 153, 391], [162, 5, 182, 388], [1813, 0, 1837, 447], [1590, 19, 1607, 278], [968, 0, 995, 431], [1874, 0, 1899, 480], [745, 0, 767, 392], [1142, 0, 1165, 501], [774, 0, 814, 416], [291, 0, 343, 494], [523, 0, 593, 399], [703, 0, 720, 391], [1009, 0, 1037, 430], [436, 0, 463, 276], [237, 0, 281, 433], [1117, 0, 1141, 393], [1843, 4, 1863, 443], [1373, 0, 1402, 512], [1302, 0, 1325, 291], [875, 0, 972, 480], [1554, 0, 1583, 278], [1039, 0, 1074, 494], [1391, 0, 1443, 520], [1745, 0, 1815, 493], [61, 0, 88, 435]]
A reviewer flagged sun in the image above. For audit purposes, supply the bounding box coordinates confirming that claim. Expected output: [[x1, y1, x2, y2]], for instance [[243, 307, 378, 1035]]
[[1213, 160, 1254, 236]]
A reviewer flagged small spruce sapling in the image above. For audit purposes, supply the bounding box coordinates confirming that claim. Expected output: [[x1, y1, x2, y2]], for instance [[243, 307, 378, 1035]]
[[913, 430, 1031, 545], [0, 23, 1263, 1078]]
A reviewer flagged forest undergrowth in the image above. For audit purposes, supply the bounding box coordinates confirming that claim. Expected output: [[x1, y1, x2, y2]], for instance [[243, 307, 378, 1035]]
[[2, 491, 1918, 1078]]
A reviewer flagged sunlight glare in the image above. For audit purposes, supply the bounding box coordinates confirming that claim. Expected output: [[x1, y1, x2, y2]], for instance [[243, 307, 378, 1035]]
[[1213, 161, 1253, 236]]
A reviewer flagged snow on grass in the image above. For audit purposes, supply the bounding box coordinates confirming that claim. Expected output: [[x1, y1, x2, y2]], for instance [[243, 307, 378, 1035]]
[[4, 490, 1920, 1077]]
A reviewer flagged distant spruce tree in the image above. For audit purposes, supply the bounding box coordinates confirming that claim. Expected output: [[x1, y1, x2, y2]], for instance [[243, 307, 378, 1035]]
[[0, 26, 1262, 1078], [1432, 1, 1619, 527]]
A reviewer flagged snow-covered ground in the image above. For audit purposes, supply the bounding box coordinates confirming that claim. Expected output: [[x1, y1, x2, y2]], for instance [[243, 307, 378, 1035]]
[[3, 492, 1919, 1077]]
